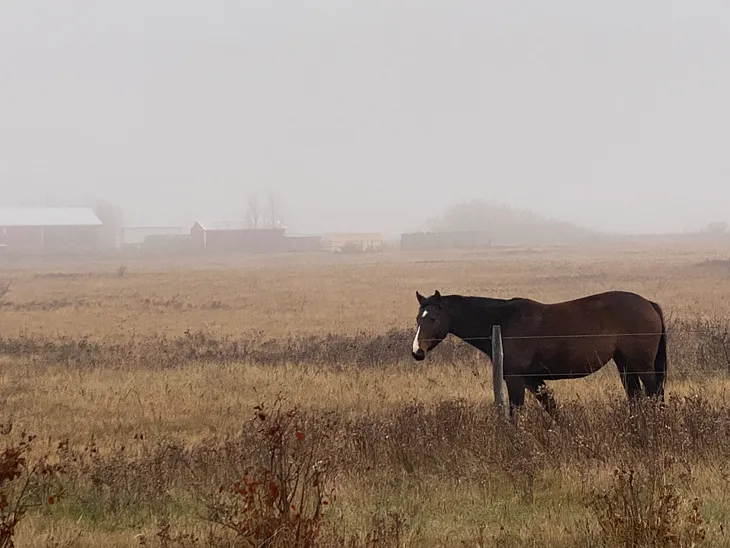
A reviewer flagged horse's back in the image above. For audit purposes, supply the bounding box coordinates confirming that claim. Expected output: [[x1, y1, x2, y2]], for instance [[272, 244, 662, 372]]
[[498, 291, 665, 384], [544, 291, 659, 325], [513, 290, 659, 331], [503, 290, 663, 365], [552, 290, 655, 309]]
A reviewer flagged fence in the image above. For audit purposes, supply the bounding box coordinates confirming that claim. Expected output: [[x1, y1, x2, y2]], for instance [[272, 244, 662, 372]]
[[410, 324, 730, 419], [492, 325, 507, 417]]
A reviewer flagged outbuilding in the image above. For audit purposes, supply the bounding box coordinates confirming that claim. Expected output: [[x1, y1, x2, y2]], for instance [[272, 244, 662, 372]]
[[0, 207, 103, 255], [286, 234, 323, 253], [322, 233, 383, 253], [191, 221, 288, 253]]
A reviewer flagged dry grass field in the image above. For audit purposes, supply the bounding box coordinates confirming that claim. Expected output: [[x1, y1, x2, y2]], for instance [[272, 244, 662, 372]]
[[2, 243, 730, 546]]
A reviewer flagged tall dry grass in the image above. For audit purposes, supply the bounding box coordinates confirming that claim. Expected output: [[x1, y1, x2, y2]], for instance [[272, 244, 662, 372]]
[[0, 245, 729, 545]]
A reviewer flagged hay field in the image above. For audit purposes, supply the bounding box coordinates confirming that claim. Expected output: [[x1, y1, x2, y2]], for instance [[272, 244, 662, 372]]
[[1, 244, 730, 546]]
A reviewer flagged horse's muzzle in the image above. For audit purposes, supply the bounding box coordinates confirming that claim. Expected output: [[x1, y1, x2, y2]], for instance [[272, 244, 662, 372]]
[[412, 349, 425, 361]]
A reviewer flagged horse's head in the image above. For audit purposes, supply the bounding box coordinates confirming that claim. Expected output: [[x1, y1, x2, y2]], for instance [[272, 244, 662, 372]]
[[412, 290, 450, 361]]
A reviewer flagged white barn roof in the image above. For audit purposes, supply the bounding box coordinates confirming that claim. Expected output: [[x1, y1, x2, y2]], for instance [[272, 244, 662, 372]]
[[192, 220, 249, 231], [192, 220, 287, 231], [0, 207, 103, 228]]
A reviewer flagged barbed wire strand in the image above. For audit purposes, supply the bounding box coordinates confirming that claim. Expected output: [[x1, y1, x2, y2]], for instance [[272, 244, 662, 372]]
[[397, 328, 729, 379], [399, 329, 729, 344], [413, 363, 702, 379], [499, 371, 679, 379]]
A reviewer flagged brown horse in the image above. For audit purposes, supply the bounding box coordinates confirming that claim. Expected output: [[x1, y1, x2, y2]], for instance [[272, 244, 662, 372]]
[[411, 290, 667, 416]]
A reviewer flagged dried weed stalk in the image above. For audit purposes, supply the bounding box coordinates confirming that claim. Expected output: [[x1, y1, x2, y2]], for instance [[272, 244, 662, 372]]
[[204, 398, 334, 547], [588, 457, 706, 547]]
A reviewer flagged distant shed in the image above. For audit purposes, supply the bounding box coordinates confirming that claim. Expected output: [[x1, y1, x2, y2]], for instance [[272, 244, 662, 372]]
[[140, 234, 192, 256], [323, 233, 383, 253], [0, 207, 103, 254], [191, 221, 288, 253], [120, 226, 184, 246], [286, 234, 323, 253]]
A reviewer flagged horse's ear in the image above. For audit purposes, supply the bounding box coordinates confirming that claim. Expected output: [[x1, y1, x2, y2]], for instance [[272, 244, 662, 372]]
[[416, 291, 426, 304], [434, 290, 441, 300]]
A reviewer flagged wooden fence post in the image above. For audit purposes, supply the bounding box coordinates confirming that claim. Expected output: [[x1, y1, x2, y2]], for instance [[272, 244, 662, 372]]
[[491, 325, 508, 418]]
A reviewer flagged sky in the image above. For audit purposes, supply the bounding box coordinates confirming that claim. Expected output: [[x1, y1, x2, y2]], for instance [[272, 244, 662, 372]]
[[1, 1, 730, 236]]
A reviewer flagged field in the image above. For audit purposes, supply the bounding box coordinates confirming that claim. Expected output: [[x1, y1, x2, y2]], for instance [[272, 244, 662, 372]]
[[2, 243, 730, 546]]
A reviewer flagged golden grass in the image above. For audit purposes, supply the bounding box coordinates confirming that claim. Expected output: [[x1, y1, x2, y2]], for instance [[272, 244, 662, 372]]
[[2, 358, 730, 454], [1, 243, 730, 546], [1, 243, 730, 339]]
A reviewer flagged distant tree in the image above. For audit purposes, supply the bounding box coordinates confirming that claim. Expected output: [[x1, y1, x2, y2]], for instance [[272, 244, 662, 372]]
[[93, 200, 124, 232], [704, 221, 727, 234], [427, 199, 533, 231], [246, 194, 261, 229], [93, 200, 124, 228], [422, 198, 598, 246], [264, 190, 284, 229], [93, 200, 125, 250]]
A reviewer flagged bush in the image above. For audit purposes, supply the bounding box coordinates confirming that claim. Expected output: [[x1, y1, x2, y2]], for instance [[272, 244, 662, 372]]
[[204, 398, 334, 547], [587, 458, 706, 547], [0, 424, 64, 548]]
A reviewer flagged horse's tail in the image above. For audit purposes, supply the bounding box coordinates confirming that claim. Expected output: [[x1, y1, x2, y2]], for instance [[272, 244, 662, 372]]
[[650, 301, 667, 400]]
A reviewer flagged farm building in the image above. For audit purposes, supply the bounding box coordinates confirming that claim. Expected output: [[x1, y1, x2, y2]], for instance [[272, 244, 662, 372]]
[[120, 226, 185, 247], [139, 234, 192, 256], [191, 221, 288, 253], [286, 234, 323, 253], [117, 226, 190, 257], [400, 230, 492, 251], [0, 206, 103, 255], [322, 233, 383, 253]]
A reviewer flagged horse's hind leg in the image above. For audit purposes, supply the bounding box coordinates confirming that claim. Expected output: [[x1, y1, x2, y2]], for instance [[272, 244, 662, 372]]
[[614, 350, 644, 400], [625, 348, 661, 399], [638, 367, 660, 398], [526, 378, 557, 415]]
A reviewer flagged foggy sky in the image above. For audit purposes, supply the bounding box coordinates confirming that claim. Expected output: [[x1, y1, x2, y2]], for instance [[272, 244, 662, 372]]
[[1, 1, 729, 236]]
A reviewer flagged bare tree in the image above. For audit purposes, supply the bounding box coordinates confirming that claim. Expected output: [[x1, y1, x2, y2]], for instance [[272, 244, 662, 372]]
[[93, 199, 124, 228], [705, 221, 727, 234], [93, 199, 125, 249], [265, 191, 283, 229], [246, 194, 261, 229]]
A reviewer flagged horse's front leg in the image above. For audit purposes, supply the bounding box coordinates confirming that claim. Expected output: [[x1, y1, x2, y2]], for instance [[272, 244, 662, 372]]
[[527, 378, 558, 416], [505, 375, 526, 418]]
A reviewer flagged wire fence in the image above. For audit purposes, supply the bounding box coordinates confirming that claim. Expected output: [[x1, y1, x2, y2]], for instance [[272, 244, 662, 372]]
[[407, 329, 728, 343], [499, 371, 668, 378], [404, 326, 730, 381]]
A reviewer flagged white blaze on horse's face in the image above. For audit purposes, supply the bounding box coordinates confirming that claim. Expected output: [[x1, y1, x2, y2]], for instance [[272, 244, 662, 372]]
[[412, 326, 421, 354], [413, 290, 445, 360], [412, 310, 433, 359], [411, 311, 429, 354]]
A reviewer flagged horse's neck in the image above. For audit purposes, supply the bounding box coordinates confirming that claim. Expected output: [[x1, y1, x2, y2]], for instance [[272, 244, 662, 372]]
[[446, 296, 507, 356]]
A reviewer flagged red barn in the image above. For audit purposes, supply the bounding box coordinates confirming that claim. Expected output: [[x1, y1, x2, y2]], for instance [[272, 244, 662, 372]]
[[0, 207, 103, 255], [191, 220, 288, 254]]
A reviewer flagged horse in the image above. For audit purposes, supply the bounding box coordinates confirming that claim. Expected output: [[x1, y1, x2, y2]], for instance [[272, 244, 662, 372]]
[[411, 289, 667, 416]]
